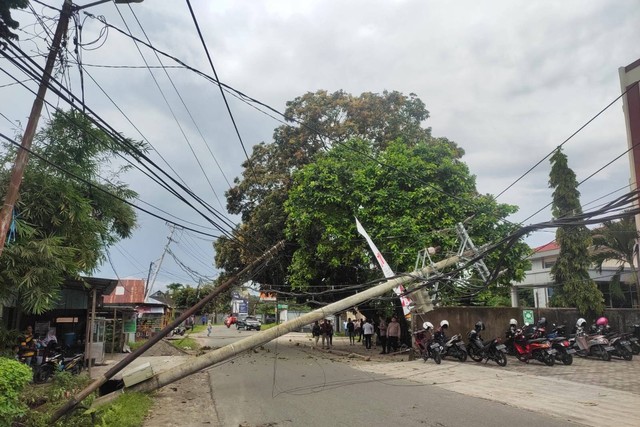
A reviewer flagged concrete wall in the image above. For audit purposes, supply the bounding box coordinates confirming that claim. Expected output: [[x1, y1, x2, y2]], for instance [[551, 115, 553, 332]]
[[415, 307, 640, 342]]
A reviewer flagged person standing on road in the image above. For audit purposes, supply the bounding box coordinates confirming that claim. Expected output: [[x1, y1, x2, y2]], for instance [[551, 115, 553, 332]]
[[207, 319, 213, 337], [378, 318, 388, 354], [347, 318, 355, 345], [359, 319, 365, 344], [363, 319, 374, 349], [386, 316, 401, 354], [328, 320, 334, 346], [312, 321, 321, 347], [320, 319, 331, 349], [354, 319, 362, 343]]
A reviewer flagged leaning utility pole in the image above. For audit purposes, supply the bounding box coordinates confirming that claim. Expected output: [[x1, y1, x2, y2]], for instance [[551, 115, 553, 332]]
[[51, 240, 285, 423], [118, 253, 461, 396], [0, 0, 72, 256]]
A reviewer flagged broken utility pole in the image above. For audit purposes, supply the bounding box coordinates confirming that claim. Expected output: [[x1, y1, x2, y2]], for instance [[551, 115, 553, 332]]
[[51, 240, 285, 423], [108, 253, 462, 400]]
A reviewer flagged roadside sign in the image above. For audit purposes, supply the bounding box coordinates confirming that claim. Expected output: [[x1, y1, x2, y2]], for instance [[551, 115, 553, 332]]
[[277, 304, 288, 310], [523, 310, 534, 325]]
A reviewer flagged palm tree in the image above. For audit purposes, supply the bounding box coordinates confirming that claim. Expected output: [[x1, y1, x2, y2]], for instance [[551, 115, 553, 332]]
[[591, 217, 639, 307]]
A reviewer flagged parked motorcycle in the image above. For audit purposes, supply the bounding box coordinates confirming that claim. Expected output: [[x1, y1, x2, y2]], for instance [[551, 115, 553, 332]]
[[543, 325, 575, 365], [414, 324, 442, 364], [33, 349, 84, 383], [511, 328, 556, 366], [631, 324, 640, 355], [441, 333, 468, 362], [599, 327, 633, 361], [570, 331, 614, 361], [467, 330, 507, 366]]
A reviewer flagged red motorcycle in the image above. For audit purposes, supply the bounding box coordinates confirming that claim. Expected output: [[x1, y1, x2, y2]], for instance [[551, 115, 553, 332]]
[[512, 327, 556, 366]]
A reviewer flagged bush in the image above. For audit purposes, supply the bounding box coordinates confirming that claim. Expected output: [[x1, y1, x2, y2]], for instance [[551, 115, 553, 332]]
[[0, 357, 33, 426]]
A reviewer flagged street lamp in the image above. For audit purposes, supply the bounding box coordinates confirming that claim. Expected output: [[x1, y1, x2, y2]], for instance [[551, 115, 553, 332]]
[[0, 0, 144, 256]]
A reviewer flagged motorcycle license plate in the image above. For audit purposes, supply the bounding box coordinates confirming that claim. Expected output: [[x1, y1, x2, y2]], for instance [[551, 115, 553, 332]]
[[620, 341, 630, 346], [430, 343, 440, 349], [604, 346, 615, 352], [565, 348, 576, 354], [495, 344, 506, 350], [547, 349, 557, 355], [456, 342, 465, 347]]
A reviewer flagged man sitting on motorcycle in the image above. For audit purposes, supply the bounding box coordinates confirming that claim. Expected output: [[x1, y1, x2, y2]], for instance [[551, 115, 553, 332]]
[[434, 320, 449, 344]]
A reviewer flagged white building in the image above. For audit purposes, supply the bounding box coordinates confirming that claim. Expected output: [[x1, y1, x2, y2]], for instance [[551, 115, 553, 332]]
[[511, 241, 637, 308]]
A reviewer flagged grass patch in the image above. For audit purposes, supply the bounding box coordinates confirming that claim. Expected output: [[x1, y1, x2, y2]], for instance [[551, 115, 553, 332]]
[[13, 372, 154, 427], [260, 323, 278, 331], [170, 336, 199, 351], [128, 340, 148, 352], [94, 391, 153, 427]]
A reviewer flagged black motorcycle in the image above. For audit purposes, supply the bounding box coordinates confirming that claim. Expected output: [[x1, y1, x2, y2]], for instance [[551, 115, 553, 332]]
[[441, 334, 468, 362], [33, 349, 84, 383], [467, 330, 507, 366], [545, 325, 576, 366], [630, 324, 640, 355]]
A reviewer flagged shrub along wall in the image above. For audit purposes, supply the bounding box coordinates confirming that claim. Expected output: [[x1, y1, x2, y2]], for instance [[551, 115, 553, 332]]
[[415, 307, 640, 342]]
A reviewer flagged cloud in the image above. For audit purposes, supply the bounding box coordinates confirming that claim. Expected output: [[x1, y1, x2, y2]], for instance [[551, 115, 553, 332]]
[[2, 0, 639, 284]]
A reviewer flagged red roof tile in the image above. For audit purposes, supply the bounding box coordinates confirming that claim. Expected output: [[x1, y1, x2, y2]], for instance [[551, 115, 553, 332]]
[[534, 241, 559, 253]]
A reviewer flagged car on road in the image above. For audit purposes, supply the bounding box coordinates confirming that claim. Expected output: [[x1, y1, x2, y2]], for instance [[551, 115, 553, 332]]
[[237, 316, 261, 331], [224, 315, 238, 328]]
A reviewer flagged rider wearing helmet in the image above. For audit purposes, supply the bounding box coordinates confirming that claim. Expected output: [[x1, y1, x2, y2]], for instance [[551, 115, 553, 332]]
[[595, 316, 609, 333], [468, 321, 486, 349], [575, 317, 587, 334], [434, 320, 449, 344], [505, 318, 519, 352]]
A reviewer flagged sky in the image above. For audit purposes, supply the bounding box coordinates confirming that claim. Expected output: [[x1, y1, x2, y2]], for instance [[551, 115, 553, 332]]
[[1, 0, 640, 292]]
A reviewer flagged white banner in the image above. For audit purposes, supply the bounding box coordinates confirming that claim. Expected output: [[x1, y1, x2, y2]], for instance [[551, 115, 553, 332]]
[[355, 217, 413, 316]]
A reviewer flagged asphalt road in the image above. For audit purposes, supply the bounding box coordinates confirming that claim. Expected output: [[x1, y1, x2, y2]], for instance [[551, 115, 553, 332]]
[[201, 326, 580, 427]]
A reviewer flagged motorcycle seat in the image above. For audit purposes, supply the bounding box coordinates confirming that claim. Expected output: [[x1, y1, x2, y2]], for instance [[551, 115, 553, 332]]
[[528, 338, 547, 343]]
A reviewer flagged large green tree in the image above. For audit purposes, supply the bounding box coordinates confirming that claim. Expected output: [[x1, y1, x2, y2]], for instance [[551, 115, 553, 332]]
[[284, 138, 529, 304], [0, 109, 144, 313], [215, 90, 460, 290], [549, 148, 604, 314], [591, 216, 639, 307]]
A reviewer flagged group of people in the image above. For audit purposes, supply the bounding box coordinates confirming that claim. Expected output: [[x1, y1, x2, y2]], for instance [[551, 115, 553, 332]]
[[312, 316, 402, 354], [311, 319, 334, 348], [16, 325, 58, 367]]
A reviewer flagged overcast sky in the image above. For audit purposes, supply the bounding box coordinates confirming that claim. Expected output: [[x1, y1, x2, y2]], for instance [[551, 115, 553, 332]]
[[2, 0, 639, 291]]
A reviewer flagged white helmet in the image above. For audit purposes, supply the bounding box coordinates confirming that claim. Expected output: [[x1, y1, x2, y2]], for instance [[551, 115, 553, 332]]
[[576, 318, 586, 328], [423, 321, 434, 330], [440, 320, 449, 328], [509, 318, 517, 326]]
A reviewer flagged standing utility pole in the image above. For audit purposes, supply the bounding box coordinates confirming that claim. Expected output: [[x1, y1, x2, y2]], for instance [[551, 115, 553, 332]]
[[0, 0, 73, 256]]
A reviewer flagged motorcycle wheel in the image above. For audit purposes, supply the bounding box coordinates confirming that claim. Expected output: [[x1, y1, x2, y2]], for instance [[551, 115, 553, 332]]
[[621, 348, 633, 361], [422, 351, 429, 362], [433, 352, 442, 365], [600, 347, 611, 361], [71, 364, 82, 375], [457, 350, 468, 362], [543, 352, 555, 366], [561, 353, 573, 365], [495, 351, 507, 367], [631, 342, 640, 355], [468, 346, 483, 362]]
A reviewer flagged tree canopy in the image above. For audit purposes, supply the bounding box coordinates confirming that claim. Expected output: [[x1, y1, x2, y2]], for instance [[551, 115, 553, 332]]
[[0, 0, 28, 47], [215, 89, 529, 307], [549, 148, 604, 314], [284, 138, 529, 304], [0, 109, 144, 313]]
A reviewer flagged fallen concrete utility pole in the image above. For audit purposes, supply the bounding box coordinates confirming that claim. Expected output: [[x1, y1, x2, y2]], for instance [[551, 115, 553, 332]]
[[51, 240, 285, 423], [121, 253, 460, 396]]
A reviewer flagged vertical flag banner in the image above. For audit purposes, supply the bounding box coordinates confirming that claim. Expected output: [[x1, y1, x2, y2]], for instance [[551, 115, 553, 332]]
[[355, 217, 413, 316]]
